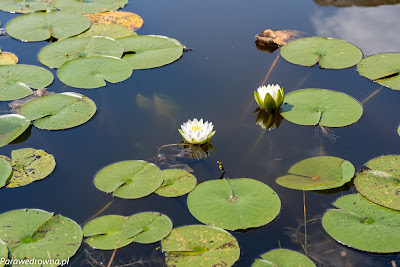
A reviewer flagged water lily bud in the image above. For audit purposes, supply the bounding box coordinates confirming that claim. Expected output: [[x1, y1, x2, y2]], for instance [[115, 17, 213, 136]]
[[254, 84, 284, 110], [178, 118, 216, 144]]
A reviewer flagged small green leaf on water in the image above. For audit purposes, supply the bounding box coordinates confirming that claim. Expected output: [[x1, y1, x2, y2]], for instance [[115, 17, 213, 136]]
[[357, 53, 400, 90], [0, 114, 31, 148], [118, 35, 183, 69], [94, 160, 163, 199], [0, 0, 55, 14], [0, 157, 12, 188], [161, 225, 240, 267], [5, 11, 91, 42], [155, 169, 197, 197], [187, 178, 281, 230], [279, 88, 363, 127], [280, 37, 362, 69], [276, 156, 355, 190], [252, 249, 316, 267], [19, 92, 97, 130], [121, 212, 173, 243], [54, 0, 128, 14], [322, 193, 400, 253]]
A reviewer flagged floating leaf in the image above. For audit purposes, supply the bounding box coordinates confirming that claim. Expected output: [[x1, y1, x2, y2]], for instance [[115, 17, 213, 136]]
[[83, 215, 134, 250], [0, 114, 30, 147], [0, 51, 18, 65], [54, 0, 128, 14], [252, 249, 316, 267], [279, 89, 363, 127], [0, 157, 12, 188], [0, 0, 55, 13], [161, 225, 240, 267], [0, 209, 83, 262], [255, 29, 300, 46], [84, 11, 143, 31], [5, 11, 91, 42], [187, 178, 281, 230], [57, 56, 132, 89], [121, 212, 172, 244], [94, 160, 163, 199], [79, 24, 136, 39], [155, 169, 197, 197], [322, 193, 400, 253], [280, 37, 362, 69], [38, 36, 124, 68], [0, 239, 7, 267], [19, 92, 97, 130], [357, 53, 400, 90], [118, 35, 183, 69], [276, 156, 355, 190], [354, 155, 400, 211], [0, 64, 54, 101], [1, 148, 56, 188]]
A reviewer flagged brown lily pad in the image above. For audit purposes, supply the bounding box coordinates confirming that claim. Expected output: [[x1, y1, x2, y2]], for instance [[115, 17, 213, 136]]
[[255, 29, 300, 46], [84, 11, 143, 31]]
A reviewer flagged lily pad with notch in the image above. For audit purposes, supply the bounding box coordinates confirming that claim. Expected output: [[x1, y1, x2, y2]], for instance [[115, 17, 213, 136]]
[[38, 36, 124, 69], [276, 156, 355, 190], [121, 212, 172, 244], [0, 0, 55, 14], [354, 155, 400, 211], [19, 92, 96, 130], [187, 178, 281, 230], [83, 215, 134, 250], [0, 148, 56, 188], [94, 160, 164, 199], [5, 11, 91, 42], [357, 53, 400, 90], [54, 0, 128, 14], [161, 225, 240, 267], [57, 56, 132, 89], [0, 209, 83, 263], [280, 37, 362, 69], [78, 24, 136, 39], [0, 64, 54, 101], [118, 35, 183, 69], [252, 249, 316, 267], [155, 169, 197, 197], [84, 11, 143, 31], [279, 88, 363, 127], [322, 193, 400, 253], [0, 114, 31, 147]]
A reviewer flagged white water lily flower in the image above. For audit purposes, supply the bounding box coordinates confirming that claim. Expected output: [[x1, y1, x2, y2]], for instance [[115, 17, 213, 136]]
[[254, 84, 284, 110], [178, 118, 216, 144]]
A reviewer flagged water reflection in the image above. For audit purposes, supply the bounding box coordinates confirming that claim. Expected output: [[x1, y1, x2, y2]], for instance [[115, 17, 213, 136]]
[[311, 4, 400, 55], [254, 107, 283, 131]]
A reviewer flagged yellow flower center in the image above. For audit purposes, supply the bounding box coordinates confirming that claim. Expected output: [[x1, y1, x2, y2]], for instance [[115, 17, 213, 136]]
[[191, 124, 201, 131]]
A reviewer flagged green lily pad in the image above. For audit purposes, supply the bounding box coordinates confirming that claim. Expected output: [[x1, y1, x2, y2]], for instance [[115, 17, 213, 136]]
[[0, 209, 83, 264], [322, 193, 400, 253], [118, 35, 183, 69], [276, 156, 355, 190], [0, 157, 12, 188], [354, 155, 400, 211], [252, 249, 316, 267], [279, 89, 363, 127], [6, 11, 91, 42], [94, 160, 164, 199], [161, 225, 240, 267], [19, 92, 97, 130], [0, 114, 31, 147], [83, 215, 134, 250], [57, 56, 132, 89], [121, 212, 172, 244], [155, 169, 197, 197], [0, 239, 7, 267], [0, 64, 54, 101], [280, 37, 362, 69], [38, 36, 124, 69], [54, 0, 128, 14], [0, 0, 55, 13], [357, 53, 400, 90], [187, 178, 281, 230], [1, 148, 56, 188], [79, 24, 136, 39]]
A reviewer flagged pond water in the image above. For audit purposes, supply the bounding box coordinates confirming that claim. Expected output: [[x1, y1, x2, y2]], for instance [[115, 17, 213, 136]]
[[1, 0, 400, 266]]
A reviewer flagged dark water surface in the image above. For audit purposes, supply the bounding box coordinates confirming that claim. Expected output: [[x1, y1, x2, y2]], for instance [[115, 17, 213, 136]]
[[1, 0, 400, 266]]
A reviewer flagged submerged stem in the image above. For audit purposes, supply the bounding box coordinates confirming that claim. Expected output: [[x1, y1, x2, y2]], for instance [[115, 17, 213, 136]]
[[303, 190, 307, 251]]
